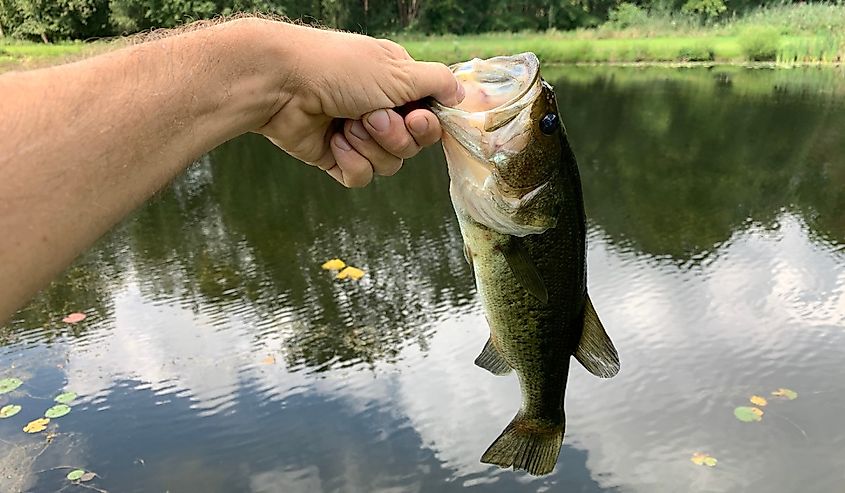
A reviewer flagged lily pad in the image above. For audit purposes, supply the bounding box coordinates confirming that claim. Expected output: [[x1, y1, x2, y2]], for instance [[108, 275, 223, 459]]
[[23, 417, 49, 433], [772, 388, 798, 400], [690, 452, 717, 467], [734, 406, 763, 422], [321, 258, 346, 270], [0, 378, 23, 394], [80, 472, 96, 482], [336, 266, 365, 280], [44, 404, 71, 419], [66, 469, 85, 481], [54, 392, 77, 404], [0, 404, 21, 418], [750, 395, 768, 406]]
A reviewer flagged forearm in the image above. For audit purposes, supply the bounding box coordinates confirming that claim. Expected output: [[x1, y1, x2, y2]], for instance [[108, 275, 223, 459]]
[[0, 19, 292, 321]]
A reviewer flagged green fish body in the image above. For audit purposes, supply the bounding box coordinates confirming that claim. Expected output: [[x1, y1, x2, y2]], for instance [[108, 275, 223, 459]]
[[432, 53, 620, 476]]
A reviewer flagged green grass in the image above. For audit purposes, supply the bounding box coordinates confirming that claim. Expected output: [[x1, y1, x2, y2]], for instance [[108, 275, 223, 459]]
[[2, 3, 844, 68], [0, 40, 96, 71], [400, 33, 829, 65], [399, 3, 845, 65]]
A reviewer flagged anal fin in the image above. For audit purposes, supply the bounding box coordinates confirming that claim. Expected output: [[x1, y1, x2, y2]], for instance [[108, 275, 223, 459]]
[[474, 337, 511, 375], [574, 294, 620, 378]]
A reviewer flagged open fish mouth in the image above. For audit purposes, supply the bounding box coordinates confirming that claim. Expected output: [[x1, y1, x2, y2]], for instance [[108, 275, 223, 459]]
[[430, 53, 553, 237], [430, 52, 541, 164]]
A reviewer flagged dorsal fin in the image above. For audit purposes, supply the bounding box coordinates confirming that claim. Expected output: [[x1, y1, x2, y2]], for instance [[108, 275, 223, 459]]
[[574, 295, 620, 378]]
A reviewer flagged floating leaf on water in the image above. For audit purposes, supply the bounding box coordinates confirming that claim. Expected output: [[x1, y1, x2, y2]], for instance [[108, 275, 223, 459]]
[[54, 392, 77, 404], [62, 312, 86, 324], [772, 388, 798, 400], [0, 404, 21, 418], [750, 395, 768, 407], [260, 355, 275, 365], [336, 266, 365, 280], [23, 417, 49, 433], [321, 259, 346, 270], [44, 404, 71, 419], [66, 469, 85, 481], [690, 452, 717, 467], [80, 472, 96, 482], [734, 406, 763, 422], [0, 377, 23, 394]]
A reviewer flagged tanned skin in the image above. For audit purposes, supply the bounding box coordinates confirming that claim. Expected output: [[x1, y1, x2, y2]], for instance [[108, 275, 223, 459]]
[[0, 18, 465, 321]]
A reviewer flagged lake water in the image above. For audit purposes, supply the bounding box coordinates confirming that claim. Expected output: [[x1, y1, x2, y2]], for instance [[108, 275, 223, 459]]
[[4, 66, 845, 492]]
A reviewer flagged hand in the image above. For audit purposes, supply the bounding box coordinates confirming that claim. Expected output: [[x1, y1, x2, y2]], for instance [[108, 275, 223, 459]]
[[254, 22, 464, 187]]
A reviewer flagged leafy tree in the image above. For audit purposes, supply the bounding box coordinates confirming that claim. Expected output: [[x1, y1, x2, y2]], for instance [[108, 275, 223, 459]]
[[2, 0, 109, 42]]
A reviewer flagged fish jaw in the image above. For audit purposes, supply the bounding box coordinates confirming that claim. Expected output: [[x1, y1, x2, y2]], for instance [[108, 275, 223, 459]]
[[433, 53, 557, 236], [444, 133, 553, 237], [432, 52, 542, 163]]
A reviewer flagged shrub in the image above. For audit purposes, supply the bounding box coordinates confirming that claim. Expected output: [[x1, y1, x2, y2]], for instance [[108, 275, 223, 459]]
[[677, 42, 715, 61], [607, 3, 649, 29], [739, 26, 780, 61], [681, 0, 727, 20]]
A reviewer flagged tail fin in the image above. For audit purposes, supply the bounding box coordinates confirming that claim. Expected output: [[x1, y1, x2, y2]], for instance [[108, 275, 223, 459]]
[[481, 414, 563, 476]]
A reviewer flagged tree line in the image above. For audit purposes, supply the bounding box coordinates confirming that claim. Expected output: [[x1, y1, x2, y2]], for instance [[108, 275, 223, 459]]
[[0, 0, 808, 42]]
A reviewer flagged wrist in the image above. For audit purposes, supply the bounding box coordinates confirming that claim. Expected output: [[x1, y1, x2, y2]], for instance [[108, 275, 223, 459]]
[[189, 18, 300, 142]]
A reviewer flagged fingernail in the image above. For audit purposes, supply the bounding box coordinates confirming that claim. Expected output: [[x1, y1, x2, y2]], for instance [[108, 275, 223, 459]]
[[367, 109, 390, 132], [334, 133, 352, 151], [456, 81, 466, 103], [409, 116, 429, 134], [349, 120, 370, 140]]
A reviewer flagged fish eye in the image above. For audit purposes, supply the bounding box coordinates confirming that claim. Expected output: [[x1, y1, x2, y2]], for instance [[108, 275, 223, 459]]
[[540, 113, 559, 135]]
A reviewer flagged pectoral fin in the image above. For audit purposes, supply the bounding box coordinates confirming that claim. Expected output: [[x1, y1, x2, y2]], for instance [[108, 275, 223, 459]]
[[574, 295, 620, 378], [463, 242, 473, 267], [475, 337, 511, 375], [502, 239, 548, 304]]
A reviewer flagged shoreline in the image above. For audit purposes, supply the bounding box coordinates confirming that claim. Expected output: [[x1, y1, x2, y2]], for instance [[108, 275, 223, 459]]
[[2, 35, 844, 71]]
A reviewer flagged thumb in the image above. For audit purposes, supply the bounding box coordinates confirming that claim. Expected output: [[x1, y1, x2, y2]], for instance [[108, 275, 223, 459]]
[[405, 61, 465, 107]]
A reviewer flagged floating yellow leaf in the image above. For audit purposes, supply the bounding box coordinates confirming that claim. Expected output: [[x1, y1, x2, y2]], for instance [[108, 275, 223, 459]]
[[772, 388, 798, 400], [749, 407, 764, 417], [690, 452, 717, 467], [750, 395, 768, 407], [260, 355, 275, 365], [321, 259, 346, 270], [23, 417, 50, 433], [336, 266, 365, 280]]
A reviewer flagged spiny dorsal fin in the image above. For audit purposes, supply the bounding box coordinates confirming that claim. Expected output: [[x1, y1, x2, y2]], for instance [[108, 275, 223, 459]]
[[574, 295, 620, 378], [475, 337, 511, 375], [502, 239, 548, 304]]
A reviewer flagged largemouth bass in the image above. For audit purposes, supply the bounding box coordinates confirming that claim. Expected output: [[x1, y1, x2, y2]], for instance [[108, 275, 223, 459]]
[[430, 53, 620, 476]]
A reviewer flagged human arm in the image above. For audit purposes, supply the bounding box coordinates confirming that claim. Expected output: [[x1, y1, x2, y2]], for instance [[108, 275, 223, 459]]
[[0, 18, 462, 321]]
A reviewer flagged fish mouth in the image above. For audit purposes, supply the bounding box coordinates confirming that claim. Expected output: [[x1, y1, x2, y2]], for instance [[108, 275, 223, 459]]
[[430, 52, 541, 164], [431, 53, 553, 237]]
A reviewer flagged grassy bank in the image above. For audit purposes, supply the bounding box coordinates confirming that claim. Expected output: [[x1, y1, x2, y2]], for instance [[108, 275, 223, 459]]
[[3, 3, 845, 69], [401, 33, 841, 65], [399, 3, 845, 65], [0, 40, 95, 70]]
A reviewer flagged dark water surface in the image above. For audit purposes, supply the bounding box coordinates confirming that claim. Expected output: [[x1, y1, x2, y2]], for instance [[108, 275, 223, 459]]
[[4, 66, 845, 492]]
